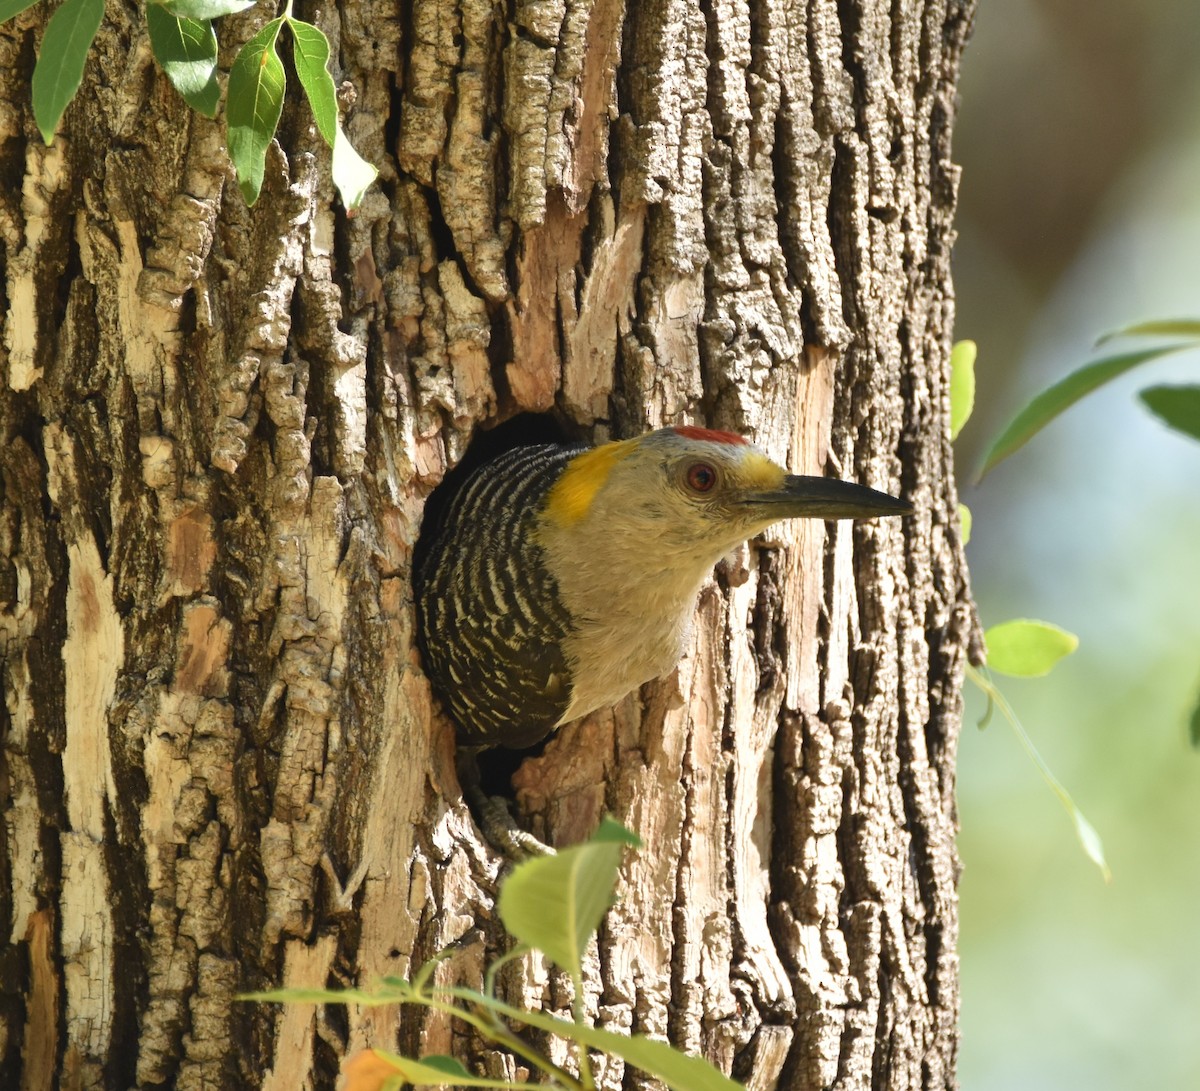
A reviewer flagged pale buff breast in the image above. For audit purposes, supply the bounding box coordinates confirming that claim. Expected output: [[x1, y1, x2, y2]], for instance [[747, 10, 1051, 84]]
[[543, 529, 717, 723], [556, 593, 696, 723]]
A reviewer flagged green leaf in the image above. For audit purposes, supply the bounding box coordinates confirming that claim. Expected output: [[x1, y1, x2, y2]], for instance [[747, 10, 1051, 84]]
[[158, 0, 256, 18], [400, 1053, 526, 1086], [410, 950, 453, 994], [417, 1055, 473, 1076], [145, 4, 220, 117], [0, 0, 42, 24], [569, 1022, 743, 1091], [329, 124, 378, 210], [550, 1019, 742, 1091], [30, 0, 104, 143], [965, 665, 1111, 882], [286, 18, 336, 142], [1096, 318, 1200, 346], [497, 820, 636, 979], [284, 18, 336, 142], [985, 619, 1078, 678], [590, 815, 642, 846], [1139, 384, 1200, 443], [977, 344, 1191, 478], [949, 339, 977, 440], [438, 992, 744, 1091], [287, 17, 378, 209], [226, 17, 286, 206], [373, 1051, 534, 1088], [1069, 808, 1110, 880], [1189, 692, 1200, 750], [958, 502, 972, 545]]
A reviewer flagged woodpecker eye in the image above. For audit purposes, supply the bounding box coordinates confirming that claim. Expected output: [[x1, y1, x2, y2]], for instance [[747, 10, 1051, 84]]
[[685, 462, 718, 494]]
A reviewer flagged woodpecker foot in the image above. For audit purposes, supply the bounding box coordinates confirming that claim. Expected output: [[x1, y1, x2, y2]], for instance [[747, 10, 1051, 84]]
[[475, 794, 555, 858], [456, 748, 555, 859]]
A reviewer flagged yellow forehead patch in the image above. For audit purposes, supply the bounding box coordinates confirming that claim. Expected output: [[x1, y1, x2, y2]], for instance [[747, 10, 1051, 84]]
[[738, 451, 787, 491], [544, 438, 639, 526]]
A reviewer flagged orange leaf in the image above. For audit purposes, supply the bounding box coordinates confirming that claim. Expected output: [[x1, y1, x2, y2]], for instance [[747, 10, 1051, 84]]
[[342, 1049, 402, 1091]]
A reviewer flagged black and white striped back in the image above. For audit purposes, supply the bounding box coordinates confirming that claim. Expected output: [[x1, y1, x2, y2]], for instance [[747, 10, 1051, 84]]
[[414, 443, 583, 747]]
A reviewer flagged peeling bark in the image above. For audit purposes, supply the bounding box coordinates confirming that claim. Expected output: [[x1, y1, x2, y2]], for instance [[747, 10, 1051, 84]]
[[0, 0, 976, 1088]]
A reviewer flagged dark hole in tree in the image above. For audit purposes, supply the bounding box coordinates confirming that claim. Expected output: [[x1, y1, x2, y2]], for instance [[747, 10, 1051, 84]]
[[412, 412, 577, 576], [474, 739, 546, 798]]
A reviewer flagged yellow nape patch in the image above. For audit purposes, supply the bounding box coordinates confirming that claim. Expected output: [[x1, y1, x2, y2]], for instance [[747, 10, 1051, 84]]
[[738, 451, 787, 491], [545, 438, 639, 526]]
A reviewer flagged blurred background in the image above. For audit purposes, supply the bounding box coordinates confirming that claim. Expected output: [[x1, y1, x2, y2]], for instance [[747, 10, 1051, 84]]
[[952, 1, 1200, 1087]]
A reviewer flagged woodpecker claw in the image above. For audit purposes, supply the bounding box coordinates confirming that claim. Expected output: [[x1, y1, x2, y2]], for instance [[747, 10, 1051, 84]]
[[475, 794, 556, 859], [456, 748, 555, 859]]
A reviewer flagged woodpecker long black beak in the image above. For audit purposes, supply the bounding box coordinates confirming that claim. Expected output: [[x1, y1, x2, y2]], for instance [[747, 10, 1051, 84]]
[[745, 475, 913, 520]]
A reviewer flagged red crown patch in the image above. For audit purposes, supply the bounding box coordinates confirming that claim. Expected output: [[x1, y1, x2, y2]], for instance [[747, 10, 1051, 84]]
[[670, 425, 749, 446]]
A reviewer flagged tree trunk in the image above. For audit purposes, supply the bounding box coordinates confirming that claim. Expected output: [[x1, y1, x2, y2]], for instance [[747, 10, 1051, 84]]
[[0, 0, 975, 1087]]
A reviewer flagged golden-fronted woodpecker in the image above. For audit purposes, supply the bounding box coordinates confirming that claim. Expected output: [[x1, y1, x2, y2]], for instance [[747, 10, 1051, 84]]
[[415, 425, 911, 757]]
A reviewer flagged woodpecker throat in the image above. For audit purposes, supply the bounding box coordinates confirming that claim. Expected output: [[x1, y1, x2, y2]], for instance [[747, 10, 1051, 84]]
[[414, 426, 911, 750]]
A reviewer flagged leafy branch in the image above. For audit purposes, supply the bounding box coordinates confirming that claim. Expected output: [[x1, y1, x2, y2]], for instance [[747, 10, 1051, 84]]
[[4, 0, 376, 208], [951, 341, 1110, 879], [977, 320, 1200, 478], [975, 320, 1200, 746], [242, 819, 745, 1091]]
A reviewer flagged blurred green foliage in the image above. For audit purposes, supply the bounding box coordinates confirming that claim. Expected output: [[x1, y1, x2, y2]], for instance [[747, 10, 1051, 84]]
[[953, 2, 1200, 1087]]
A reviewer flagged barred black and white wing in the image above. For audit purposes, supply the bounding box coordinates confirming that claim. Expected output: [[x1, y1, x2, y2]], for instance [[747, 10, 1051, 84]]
[[414, 444, 580, 748]]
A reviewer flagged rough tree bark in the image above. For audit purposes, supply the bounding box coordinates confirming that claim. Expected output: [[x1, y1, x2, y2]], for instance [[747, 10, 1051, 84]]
[[0, 0, 976, 1088]]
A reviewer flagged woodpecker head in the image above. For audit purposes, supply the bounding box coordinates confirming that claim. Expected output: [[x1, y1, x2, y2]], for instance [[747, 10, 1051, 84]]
[[542, 425, 911, 570], [529, 424, 912, 723]]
